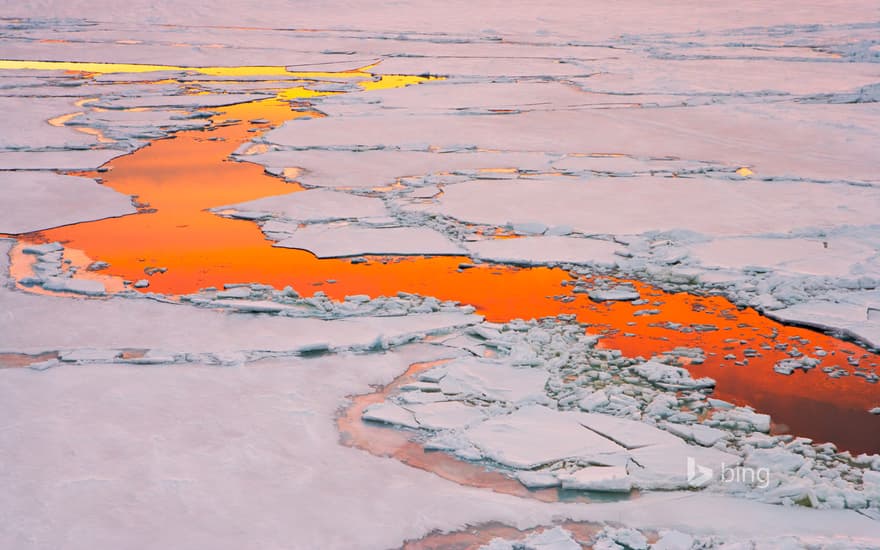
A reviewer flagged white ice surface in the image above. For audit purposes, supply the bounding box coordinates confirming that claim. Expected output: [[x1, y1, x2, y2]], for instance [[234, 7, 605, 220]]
[[0, 150, 124, 170], [0, 172, 135, 233], [435, 358, 550, 404], [273, 224, 465, 258], [465, 236, 622, 266], [688, 236, 880, 279], [219, 188, 388, 222], [463, 405, 629, 469], [427, 178, 880, 237]]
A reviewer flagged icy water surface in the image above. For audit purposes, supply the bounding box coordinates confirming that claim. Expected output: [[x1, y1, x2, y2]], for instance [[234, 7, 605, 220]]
[[7, 64, 879, 455]]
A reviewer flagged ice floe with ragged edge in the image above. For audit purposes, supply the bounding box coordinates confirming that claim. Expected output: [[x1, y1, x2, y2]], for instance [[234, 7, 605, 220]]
[[361, 314, 880, 513], [0, 172, 136, 234]]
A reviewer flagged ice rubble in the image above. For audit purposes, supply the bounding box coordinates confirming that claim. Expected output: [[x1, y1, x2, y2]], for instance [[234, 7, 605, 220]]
[[362, 316, 880, 516]]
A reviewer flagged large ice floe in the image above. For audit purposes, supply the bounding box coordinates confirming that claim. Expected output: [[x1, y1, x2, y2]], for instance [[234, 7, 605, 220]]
[[2, 2, 880, 548]]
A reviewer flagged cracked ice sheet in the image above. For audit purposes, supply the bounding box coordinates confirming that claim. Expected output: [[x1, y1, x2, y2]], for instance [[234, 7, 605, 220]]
[[0, 172, 136, 233], [236, 149, 554, 189], [428, 177, 880, 237], [218, 189, 388, 222], [0, 240, 479, 354], [465, 236, 622, 267], [263, 104, 880, 182], [273, 224, 465, 258]]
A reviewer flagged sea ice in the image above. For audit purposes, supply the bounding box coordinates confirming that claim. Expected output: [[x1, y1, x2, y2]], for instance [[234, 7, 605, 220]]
[[0, 172, 135, 233], [273, 224, 464, 257], [463, 405, 629, 469], [218, 188, 388, 222], [465, 236, 622, 267]]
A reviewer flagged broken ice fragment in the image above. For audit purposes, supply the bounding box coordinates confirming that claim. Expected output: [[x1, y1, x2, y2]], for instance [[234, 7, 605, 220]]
[[558, 466, 632, 492], [361, 402, 419, 430], [587, 287, 640, 302], [59, 349, 123, 363], [403, 401, 486, 430], [463, 405, 628, 469], [631, 360, 715, 390], [514, 470, 560, 489], [41, 277, 106, 296]]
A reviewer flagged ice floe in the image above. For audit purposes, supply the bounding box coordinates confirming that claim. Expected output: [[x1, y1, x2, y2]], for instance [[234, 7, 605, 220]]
[[0, 172, 135, 233]]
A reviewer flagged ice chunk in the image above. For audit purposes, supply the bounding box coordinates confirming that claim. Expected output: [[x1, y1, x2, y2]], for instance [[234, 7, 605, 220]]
[[514, 470, 560, 489], [652, 530, 695, 550], [22, 242, 64, 255], [437, 358, 549, 404], [361, 402, 419, 430], [744, 448, 806, 474], [275, 225, 464, 257], [588, 287, 641, 302], [627, 443, 742, 490], [463, 405, 628, 469], [631, 361, 715, 390], [558, 466, 632, 492], [465, 236, 621, 266], [219, 189, 387, 222], [577, 413, 684, 449], [403, 401, 486, 430], [663, 423, 730, 447], [41, 277, 106, 296]]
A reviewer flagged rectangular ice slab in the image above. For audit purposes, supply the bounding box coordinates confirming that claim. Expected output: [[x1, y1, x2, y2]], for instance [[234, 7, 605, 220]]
[[463, 405, 628, 469]]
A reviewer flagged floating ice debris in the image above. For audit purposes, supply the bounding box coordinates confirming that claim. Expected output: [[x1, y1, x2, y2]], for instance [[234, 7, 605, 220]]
[[631, 360, 715, 390], [588, 286, 641, 302], [773, 356, 820, 375], [514, 470, 560, 489], [133, 279, 149, 288], [869, 407, 880, 415]]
